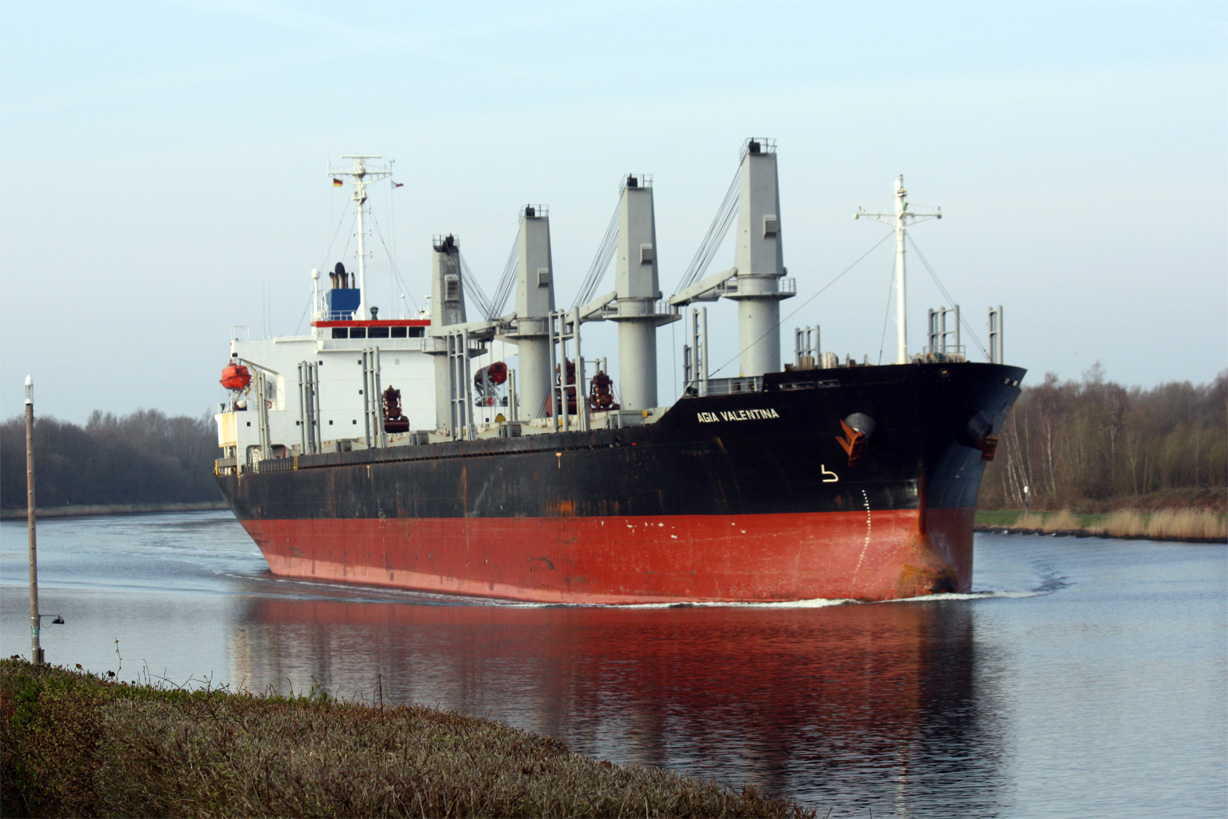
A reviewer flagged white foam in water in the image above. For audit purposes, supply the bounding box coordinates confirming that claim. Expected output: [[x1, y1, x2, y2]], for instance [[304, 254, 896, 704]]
[[604, 587, 1055, 609], [605, 597, 857, 610], [887, 589, 1048, 603]]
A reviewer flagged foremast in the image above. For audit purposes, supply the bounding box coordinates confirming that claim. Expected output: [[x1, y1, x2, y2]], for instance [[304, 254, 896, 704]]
[[857, 177, 941, 364]]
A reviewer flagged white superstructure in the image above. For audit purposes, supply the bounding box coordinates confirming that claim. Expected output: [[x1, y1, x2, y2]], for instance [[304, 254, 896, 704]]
[[215, 158, 508, 469]]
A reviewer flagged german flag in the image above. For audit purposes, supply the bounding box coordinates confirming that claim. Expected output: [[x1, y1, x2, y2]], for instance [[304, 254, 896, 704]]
[[332, 178, 343, 187]]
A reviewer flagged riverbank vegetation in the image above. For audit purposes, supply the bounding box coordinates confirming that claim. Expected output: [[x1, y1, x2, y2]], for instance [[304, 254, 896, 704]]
[[0, 410, 219, 511], [0, 660, 812, 819], [980, 367, 1226, 515], [976, 507, 1227, 541]]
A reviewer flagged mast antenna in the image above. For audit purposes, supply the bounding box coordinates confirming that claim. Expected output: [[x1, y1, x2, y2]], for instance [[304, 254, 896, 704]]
[[856, 176, 941, 364], [329, 155, 392, 321]]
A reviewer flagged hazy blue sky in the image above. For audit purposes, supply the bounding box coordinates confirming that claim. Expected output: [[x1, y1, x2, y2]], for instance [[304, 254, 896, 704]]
[[1, 0, 1225, 423]]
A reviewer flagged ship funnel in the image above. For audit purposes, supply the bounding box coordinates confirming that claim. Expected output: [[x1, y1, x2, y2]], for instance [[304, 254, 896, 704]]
[[726, 138, 792, 377], [610, 175, 673, 410], [430, 234, 467, 431], [506, 206, 556, 419]]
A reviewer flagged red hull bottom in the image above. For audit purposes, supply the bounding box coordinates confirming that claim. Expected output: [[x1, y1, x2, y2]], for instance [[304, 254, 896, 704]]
[[240, 508, 975, 605]]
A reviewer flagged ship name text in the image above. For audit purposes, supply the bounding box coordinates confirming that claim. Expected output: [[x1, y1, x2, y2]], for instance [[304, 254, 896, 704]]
[[696, 408, 781, 423]]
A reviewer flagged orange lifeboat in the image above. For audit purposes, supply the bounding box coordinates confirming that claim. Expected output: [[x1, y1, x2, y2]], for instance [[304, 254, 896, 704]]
[[473, 361, 508, 388], [220, 362, 252, 391]]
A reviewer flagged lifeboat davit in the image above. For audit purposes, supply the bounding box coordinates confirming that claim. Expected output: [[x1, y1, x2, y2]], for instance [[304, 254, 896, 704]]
[[220, 362, 252, 391]]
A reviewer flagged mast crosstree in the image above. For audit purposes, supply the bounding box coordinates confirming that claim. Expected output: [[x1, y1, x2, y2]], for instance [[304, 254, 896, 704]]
[[857, 176, 941, 365]]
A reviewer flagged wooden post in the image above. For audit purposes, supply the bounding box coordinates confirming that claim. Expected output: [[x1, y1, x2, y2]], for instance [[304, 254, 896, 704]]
[[26, 375, 44, 666]]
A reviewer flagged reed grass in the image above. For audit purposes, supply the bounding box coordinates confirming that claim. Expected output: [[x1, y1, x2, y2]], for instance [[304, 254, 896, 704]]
[[980, 507, 1226, 541], [1099, 508, 1228, 540], [0, 660, 813, 819], [1013, 509, 1081, 532]]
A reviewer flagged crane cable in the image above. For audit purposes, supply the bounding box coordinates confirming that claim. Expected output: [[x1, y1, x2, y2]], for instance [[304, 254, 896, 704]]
[[571, 201, 621, 309], [907, 234, 989, 359], [673, 165, 741, 295]]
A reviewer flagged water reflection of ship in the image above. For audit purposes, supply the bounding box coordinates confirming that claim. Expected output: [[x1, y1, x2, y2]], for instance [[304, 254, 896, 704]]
[[234, 597, 1003, 813]]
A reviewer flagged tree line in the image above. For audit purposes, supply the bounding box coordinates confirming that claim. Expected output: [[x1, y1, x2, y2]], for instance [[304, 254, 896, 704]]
[[0, 409, 220, 509], [980, 367, 1227, 511]]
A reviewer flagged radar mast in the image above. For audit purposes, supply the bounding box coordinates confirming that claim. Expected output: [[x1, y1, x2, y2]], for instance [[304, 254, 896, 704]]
[[329, 155, 392, 321]]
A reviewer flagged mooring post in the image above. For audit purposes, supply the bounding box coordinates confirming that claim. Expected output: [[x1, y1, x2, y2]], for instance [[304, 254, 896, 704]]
[[26, 375, 44, 665]]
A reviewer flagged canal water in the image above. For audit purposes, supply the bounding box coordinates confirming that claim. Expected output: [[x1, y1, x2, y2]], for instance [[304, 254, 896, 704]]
[[1, 512, 1224, 817]]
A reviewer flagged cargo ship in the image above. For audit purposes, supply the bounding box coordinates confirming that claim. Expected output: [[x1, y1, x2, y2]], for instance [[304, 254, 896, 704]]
[[214, 142, 1024, 604]]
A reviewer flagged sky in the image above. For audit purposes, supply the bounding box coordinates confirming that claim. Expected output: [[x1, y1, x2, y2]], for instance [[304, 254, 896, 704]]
[[1, 0, 1225, 424]]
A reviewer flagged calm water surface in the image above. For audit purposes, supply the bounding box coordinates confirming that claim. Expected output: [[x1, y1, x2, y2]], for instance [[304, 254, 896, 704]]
[[1, 512, 1225, 817]]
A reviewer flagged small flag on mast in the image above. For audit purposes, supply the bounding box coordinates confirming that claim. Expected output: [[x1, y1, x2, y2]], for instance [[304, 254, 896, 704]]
[[392, 181, 404, 189], [332, 178, 343, 187]]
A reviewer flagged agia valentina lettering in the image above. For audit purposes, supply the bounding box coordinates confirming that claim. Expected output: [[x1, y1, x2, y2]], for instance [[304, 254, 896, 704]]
[[696, 408, 781, 423]]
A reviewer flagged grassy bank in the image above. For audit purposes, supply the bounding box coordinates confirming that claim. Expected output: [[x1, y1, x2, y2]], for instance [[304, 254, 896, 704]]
[[0, 501, 227, 521], [0, 660, 813, 819], [975, 508, 1227, 542]]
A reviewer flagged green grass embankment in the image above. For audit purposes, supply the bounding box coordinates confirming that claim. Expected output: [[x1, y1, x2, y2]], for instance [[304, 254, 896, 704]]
[[0, 660, 813, 819]]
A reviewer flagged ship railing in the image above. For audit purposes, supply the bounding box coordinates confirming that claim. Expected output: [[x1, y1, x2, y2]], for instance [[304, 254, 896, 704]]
[[687, 376, 764, 397], [779, 277, 796, 295], [247, 454, 296, 474]]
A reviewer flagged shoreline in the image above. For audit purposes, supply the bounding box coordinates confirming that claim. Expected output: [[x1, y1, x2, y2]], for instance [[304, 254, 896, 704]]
[[0, 501, 228, 521], [972, 524, 1225, 545]]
